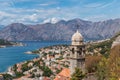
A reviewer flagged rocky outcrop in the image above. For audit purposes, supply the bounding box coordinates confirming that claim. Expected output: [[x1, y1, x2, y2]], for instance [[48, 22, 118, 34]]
[[112, 35, 120, 48]]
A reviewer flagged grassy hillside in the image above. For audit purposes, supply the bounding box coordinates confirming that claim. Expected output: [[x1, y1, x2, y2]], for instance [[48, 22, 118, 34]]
[[86, 31, 120, 57]]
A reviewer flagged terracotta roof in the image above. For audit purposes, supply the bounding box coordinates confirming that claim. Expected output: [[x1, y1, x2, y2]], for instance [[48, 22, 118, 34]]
[[43, 77, 50, 80], [0, 74, 3, 77], [59, 68, 70, 77], [54, 68, 70, 80]]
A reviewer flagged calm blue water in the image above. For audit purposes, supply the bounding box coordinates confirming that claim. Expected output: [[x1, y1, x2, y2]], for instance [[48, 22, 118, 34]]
[[0, 41, 70, 72]]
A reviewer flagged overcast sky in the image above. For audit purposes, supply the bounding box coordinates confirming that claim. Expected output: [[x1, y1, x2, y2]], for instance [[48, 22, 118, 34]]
[[0, 0, 119, 25]]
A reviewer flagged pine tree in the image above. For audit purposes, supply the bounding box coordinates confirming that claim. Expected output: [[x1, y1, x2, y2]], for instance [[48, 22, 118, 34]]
[[71, 67, 85, 80], [96, 57, 108, 80]]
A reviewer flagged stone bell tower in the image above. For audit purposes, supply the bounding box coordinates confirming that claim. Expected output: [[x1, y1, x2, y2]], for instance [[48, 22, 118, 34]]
[[70, 30, 85, 75]]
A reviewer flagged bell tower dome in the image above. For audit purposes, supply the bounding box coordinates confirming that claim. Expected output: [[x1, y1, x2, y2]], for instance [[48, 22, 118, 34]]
[[72, 30, 83, 45]]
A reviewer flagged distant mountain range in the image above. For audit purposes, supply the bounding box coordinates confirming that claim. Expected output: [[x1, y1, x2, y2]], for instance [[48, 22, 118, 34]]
[[0, 18, 120, 41]]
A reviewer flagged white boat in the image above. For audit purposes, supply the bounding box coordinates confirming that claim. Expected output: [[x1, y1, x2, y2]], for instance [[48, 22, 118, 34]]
[[25, 51, 32, 54], [0, 45, 6, 48]]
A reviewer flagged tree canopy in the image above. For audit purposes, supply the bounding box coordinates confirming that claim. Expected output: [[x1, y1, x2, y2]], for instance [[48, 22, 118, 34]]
[[71, 67, 85, 80]]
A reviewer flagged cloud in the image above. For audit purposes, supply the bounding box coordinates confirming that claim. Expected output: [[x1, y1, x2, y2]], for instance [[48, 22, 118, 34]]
[[0, 6, 84, 25], [84, 3, 104, 8], [39, 3, 49, 6], [56, 7, 61, 10], [0, 0, 119, 25], [0, 10, 37, 25], [0, 2, 12, 8], [84, 14, 108, 22], [83, 0, 116, 8], [38, 1, 59, 7], [43, 17, 60, 24], [99, 0, 116, 8], [0, 11, 15, 19], [29, 14, 38, 22]]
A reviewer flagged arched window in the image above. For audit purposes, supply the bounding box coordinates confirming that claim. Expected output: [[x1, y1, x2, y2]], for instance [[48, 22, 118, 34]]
[[80, 48, 82, 51], [72, 48, 74, 54]]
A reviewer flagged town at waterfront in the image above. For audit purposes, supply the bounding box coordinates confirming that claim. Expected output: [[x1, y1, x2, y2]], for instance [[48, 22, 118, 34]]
[[0, 29, 119, 80]]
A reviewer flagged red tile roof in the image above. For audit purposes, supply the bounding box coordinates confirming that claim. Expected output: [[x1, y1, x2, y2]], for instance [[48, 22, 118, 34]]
[[54, 68, 70, 80]]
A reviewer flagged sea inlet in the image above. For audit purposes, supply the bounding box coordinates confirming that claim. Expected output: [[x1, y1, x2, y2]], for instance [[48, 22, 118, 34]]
[[0, 41, 70, 72]]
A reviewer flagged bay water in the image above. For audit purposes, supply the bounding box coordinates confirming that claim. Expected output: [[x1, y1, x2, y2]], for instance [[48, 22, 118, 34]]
[[0, 41, 70, 72]]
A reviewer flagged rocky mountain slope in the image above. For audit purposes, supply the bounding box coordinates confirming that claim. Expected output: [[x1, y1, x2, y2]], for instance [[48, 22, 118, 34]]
[[0, 25, 4, 30], [0, 18, 120, 41]]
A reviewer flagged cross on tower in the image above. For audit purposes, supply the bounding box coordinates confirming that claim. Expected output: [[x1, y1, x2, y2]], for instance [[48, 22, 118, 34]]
[[76, 24, 80, 31]]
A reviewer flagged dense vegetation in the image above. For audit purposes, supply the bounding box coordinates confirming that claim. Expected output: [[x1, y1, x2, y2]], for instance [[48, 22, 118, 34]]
[[87, 40, 113, 57], [108, 44, 120, 79], [85, 32, 120, 79], [71, 68, 85, 80], [96, 44, 120, 80], [2, 74, 13, 80], [0, 39, 12, 45], [87, 31, 120, 57], [85, 55, 102, 73]]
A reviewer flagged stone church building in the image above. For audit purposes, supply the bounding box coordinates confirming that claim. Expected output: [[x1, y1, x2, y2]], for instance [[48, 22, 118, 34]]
[[70, 30, 86, 75], [54, 30, 87, 80]]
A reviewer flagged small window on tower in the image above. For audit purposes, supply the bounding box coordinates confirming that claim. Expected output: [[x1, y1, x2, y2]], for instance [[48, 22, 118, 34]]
[[72, 48, 74, 53], [77, 51, 81, 55], [80, 48, 82, 51]]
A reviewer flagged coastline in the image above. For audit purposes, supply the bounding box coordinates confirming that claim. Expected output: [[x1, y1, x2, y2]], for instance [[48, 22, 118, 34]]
[[0, 39, 113, 79], [0, 41, 70, 80], [5, 44, 70, 79], [0, 42, 24, 48]]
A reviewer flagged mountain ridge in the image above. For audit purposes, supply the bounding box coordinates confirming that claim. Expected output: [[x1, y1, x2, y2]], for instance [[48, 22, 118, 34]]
[[0, 18, 120, 41]]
